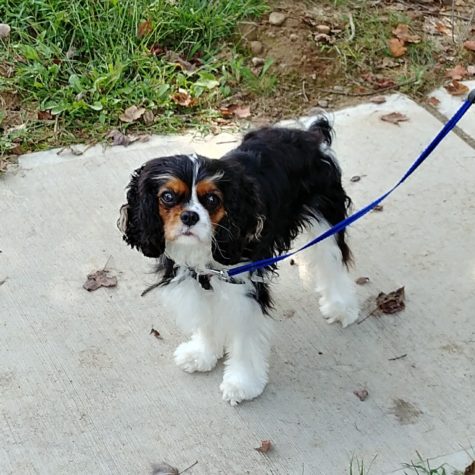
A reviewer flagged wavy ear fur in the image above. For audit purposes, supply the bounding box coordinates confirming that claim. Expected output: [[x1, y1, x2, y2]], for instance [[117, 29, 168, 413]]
[[212, 160, 263, 265], [118, 165, 165, 258]]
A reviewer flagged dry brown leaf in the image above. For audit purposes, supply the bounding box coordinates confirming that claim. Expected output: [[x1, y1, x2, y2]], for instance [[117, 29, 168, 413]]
[[37, 110, 53, 120], [369, 95, 386, 104], [137, 19, 153, 39], [373, 204, 384, 212], [464, 461, 475, 475], [445, 80, 469, 96], [151, 463, 179, 475], [427, 96, 441, 107], [219, 104, 251, 119], [255, 440, 272, 453], [380, 112, 409, 125], [376, 287, 405, 314], [150, 328, 162, 340], [388, 38, 407, 58], [83, 269, 117, 292], [172, 89, 196, 107], [435, 22, 452, 36], [392, 24, 421, 44], [106, 130, 149, 146], [445, 65, 468, 80], [119, 105, 146, 123], [356, 277, 370, 285], [143, 110, 154, 125], [463, 40, 475, 52], [353, 388, 369, 401]]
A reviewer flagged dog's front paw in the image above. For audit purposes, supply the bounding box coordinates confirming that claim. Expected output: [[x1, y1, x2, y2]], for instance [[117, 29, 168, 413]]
[[220, 371, 267, 406], [174, 340, 218, 373], [319, 296, 359, 328]]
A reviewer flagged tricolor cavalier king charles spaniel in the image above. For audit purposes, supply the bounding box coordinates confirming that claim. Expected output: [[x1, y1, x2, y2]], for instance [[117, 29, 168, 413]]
[[118, 118, 359, 405]]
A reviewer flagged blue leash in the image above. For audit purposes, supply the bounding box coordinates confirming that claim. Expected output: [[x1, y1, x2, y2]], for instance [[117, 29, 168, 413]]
[[226, 90, 475, 278]]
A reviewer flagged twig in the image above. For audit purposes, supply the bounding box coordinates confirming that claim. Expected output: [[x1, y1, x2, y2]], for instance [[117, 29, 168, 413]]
[[102, 255, 113, 271], [320, 78, 417, 97], [179, 461, 198, 474], [388, 353, 407, 361], [347, 12, 355, 42], [56, 141, 96, 156], [302, 81, 309, 102], [357, 307, 379, 325], [216, 140, 238, 144], [451, 0, 456, 44]]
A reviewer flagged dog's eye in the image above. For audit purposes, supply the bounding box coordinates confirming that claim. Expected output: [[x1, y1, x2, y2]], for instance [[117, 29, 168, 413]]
[[202, 193, 221, 210], [160, 191, 176, 205]]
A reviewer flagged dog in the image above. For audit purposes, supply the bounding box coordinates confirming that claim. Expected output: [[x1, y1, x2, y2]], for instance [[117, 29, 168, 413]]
[[118, 117, 359, 405]]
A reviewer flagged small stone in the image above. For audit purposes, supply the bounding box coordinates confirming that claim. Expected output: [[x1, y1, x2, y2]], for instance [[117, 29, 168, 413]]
[[249, 41, 263, 55], [269, 12, 286, 26], [317, 99, 329, 108], [316, 24, 331, 35], [251, 57, 265, 67], [290, 33, 298, 42], [0, 23, 11, 39]]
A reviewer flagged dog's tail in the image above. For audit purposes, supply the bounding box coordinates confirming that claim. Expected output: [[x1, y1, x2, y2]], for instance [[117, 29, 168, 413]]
[[308, 116, 333, 146]]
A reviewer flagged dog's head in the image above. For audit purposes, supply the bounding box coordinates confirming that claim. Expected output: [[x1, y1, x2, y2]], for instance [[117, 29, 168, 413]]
[[118, 154, 262, 267]]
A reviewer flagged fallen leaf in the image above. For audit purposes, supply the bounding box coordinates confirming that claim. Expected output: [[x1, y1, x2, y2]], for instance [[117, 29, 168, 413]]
[[373, 204, 384, 212], [350, 175, 361, 182], [143, 110, 154, 125], [172, 89, 196, 107], [464, 461, 475, 475], [445, 65, 468, 80], [83, 269, 117, 292], [369, 95, 386, 104], [434, 21, 452, 36], [219, 104, 251, 119], [376, 287, 405, 314], [255, 440, 272, 453], [137, 19, 153, 39], [356, 277, 370, 285], [151, 463, 179, 475], [150, 43, 166, 57], [37, 110, 53, 120], [353, 388, 369, 401], [289, 259, 297, 266], [150, 328, 162, 339], [392, 24, 421, 44], [388, 38, 407, 58], [463, 40, 475, 52], [119, 105, 146, 123], [444, 80, 469, 96], [427, 96, 440, 107], [380, 112, 409, 125]]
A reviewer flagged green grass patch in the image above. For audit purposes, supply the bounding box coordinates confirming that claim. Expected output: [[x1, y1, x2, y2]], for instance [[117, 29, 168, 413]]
[[0, 0, 270, 154]]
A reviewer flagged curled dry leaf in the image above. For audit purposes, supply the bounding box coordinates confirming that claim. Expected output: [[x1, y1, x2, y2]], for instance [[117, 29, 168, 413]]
[[83, 269, 117, 292], [427, 96, 440, 107], [37, 110, 53, 120], [388, 38, 407, 58], [373, 204, 384, 212], [106, 129, 149, 146], [172, 89, 196, 107], [137, 19, 153, 39], [353, 388, 369, 401], [392, 24, 421, 44], [463, 40, 475, 52], [255, 440, 272, 453], [150, 328, 162, 340], [369, 95, 386, 104], [219, 104, 251, 119], [356, 277, 370, 285], [380, 112, 409, 125], [151, 463, 179, 475], [143, 110, 154, 125], [376, 287, 405, 315], [434, 21, 452, 36], [445, 65, 468, 81], [444, 80, 469, 97], [119, 105, 146, 123]]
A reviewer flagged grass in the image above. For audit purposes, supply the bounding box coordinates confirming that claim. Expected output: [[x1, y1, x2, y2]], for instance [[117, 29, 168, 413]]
[[0, 0, 271, 157]]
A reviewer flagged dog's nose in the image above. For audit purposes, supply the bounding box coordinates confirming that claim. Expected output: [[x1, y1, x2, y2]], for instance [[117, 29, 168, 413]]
[[180, 210, 200, 226]]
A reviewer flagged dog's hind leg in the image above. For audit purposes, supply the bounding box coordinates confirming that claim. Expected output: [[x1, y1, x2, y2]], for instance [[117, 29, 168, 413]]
[[299, 218, 359, 328]]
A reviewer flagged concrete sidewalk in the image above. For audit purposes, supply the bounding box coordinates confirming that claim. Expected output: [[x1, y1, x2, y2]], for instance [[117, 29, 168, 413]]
[[1, 92, 474, 475]]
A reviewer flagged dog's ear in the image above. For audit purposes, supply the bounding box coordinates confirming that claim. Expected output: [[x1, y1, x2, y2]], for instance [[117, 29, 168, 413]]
[[118, 165, 165, 258], [212, 161, 263, 265]]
